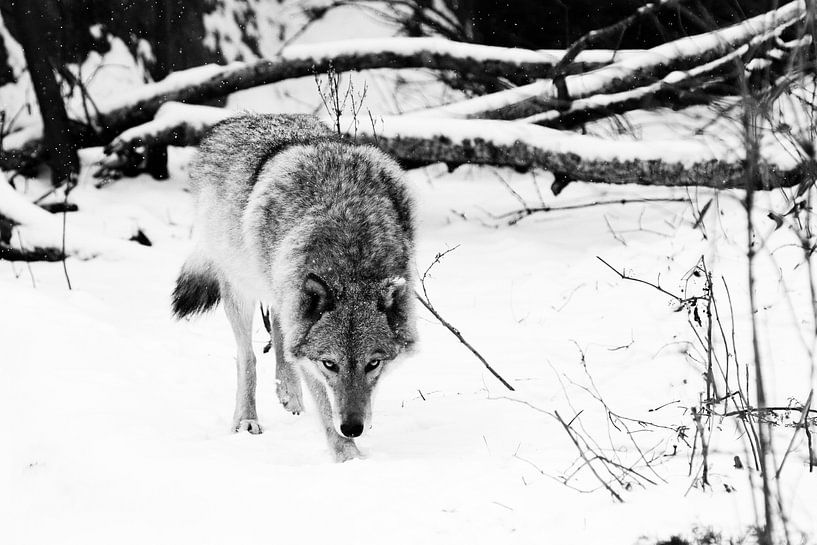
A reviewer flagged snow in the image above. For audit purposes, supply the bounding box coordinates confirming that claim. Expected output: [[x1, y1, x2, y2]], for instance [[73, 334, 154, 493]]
[[2, 145, 816, 545], [0, 171, 136, 259], [3, 2, 817, 543]]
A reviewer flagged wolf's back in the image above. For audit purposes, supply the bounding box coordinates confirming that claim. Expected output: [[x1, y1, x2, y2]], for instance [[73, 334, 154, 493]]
[[190, 114, 335, 206]]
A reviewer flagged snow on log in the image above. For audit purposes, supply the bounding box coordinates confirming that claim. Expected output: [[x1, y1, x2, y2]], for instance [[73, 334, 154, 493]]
[[355, 116, 807, 189], [96, 104, 808, 190], [95, 103, 231, 178], [411, 0, 806, 120], [0, 124, 46, 173], [96, 102, 231, 179], [104, 102, 232, 157], [0, 172, 132, 260]]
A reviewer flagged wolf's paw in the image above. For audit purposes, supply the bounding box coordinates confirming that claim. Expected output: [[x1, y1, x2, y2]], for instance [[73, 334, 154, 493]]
[[234, 418, 263, 434], [276, 380, 304, 415], [333, 441, 361, 463]]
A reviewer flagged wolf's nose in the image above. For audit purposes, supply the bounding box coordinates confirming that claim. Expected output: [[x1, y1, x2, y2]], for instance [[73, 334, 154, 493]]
[[340, 421, 364, 438]]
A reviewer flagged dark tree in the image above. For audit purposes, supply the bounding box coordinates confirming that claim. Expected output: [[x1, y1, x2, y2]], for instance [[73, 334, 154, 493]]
[[1, 0, 223, 83], [5, 0, 78, 185]]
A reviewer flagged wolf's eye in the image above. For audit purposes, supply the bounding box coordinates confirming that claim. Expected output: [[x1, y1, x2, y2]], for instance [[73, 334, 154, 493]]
[[321, 360, 339, 372], [365, 359, 382, 372]]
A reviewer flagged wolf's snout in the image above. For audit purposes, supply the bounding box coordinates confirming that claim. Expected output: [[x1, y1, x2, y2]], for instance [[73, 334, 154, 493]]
[[340, 420, 364, 438]]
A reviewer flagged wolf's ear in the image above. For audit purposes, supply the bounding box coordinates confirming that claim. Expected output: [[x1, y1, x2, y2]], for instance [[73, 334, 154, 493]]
[[302, 273, 335, 321], [379, 277, 414, 346], [378, 277, 408, 312]]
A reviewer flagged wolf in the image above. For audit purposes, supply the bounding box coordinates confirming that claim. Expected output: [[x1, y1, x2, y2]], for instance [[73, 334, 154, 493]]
[[172, 113, 416, 461]]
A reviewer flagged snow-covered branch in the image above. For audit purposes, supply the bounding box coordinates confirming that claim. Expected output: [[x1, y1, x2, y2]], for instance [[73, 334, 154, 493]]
[[95, 38, 639, 132], [527, 33, 812, 128], [96, 103, 231, 179], [410, 0, 806, 120]]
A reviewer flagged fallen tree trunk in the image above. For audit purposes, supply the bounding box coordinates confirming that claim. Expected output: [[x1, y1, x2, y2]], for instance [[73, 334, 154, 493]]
[[410, 0, 806, 120], [1, 38, 642, 173], [95, 103, 809, 190], [357, 117, 807, 189]]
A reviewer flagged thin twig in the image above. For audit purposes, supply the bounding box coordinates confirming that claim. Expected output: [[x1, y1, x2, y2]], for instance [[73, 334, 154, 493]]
[[596, 256, 684, 302], [415, 291, 514, 391], [692, 403, 710, 488], [416, 245, 513, 390], [60, 181, 72, 290], [16, 231, 36, 288], [775, 390, 814, 478], [554, 410, 624, 503], [497, 197, 689, 226]]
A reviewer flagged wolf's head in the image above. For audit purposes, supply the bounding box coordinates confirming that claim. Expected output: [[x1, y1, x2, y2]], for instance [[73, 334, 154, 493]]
[[292, 273, 415, 438]]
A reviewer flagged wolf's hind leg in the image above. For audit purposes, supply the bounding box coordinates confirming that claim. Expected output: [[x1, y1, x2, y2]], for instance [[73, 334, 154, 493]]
[[272, 315, 304, 414], [223, 283, 261, 434], [302, 371, 360, 462]]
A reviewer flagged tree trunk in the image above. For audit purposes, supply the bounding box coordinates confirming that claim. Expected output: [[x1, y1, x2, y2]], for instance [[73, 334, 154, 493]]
[[7, 0, 79, 185]]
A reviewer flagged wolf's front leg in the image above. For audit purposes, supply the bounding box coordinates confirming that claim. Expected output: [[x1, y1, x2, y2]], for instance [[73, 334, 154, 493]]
[[303, 371, 360, 462], [272, 315, 303, 414], [223, 284, 261, 434]]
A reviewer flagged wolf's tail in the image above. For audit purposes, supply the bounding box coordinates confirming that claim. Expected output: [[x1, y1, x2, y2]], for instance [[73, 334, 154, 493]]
[[171, 256, 221, 319]]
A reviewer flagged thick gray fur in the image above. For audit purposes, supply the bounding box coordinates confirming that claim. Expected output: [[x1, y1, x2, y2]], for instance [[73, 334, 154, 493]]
[[173, 113, 416, 461]]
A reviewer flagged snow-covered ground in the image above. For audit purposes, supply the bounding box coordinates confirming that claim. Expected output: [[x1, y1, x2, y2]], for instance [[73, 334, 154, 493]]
[[1, 145, 816, 544]]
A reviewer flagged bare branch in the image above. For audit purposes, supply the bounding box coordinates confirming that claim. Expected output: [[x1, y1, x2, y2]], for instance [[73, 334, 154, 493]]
[[415, 246, 514, 391], [554, 410, 625, 503]]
